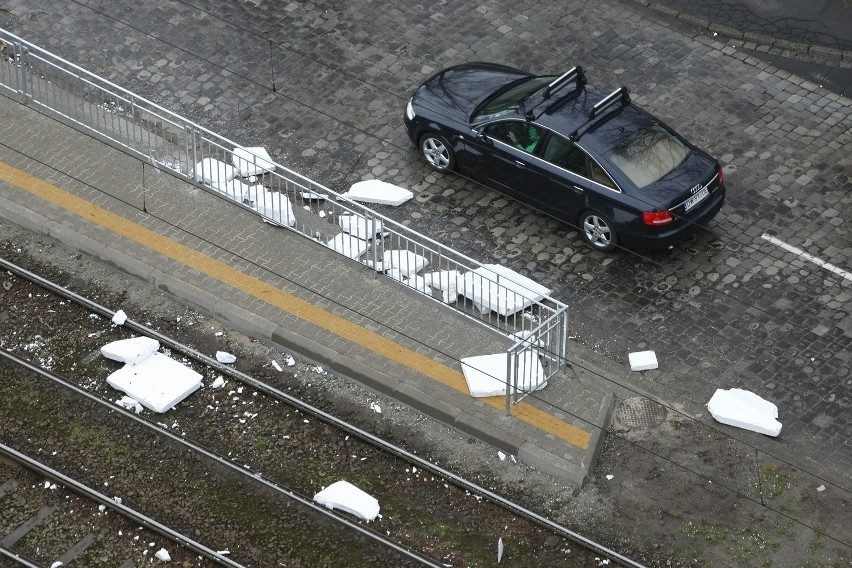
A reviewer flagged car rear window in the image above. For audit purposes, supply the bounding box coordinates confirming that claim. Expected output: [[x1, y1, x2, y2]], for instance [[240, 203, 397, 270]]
[[604, 123, 689, 189]]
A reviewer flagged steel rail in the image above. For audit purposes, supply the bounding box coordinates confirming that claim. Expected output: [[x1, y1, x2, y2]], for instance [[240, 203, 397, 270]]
[[0, 545, 41, 568], [0, 256, 646, 568], [0, 442, 248, 568]]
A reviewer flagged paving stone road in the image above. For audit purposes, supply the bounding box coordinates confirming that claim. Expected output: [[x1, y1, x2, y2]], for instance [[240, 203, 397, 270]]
[[2, 0, 849, 496]]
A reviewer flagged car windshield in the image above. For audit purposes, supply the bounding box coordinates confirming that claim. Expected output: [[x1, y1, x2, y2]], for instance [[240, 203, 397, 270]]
[[472, 76, 555, 123], [604, 123, 690, 189]]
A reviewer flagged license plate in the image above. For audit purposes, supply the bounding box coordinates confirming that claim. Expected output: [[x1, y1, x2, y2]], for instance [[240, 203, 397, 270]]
[[684, 186, 709, 211]]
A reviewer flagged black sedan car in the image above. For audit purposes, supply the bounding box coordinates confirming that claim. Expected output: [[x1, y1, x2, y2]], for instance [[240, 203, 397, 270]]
[[403, 63, 725, 251]]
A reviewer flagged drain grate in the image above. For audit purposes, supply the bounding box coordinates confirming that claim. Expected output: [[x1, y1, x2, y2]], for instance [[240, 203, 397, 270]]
[[615, 397, 667, 428]]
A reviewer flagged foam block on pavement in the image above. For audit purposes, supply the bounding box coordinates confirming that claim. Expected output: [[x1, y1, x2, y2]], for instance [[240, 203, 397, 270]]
[[460, 351, 546, 398], [107, 352, 202, 413], [338, 213, 384, 240], [382, 249, 428, 276], [101, 337, 160, 365], [243, 187, 296, 227], [194, 158, 237, 189], [629, 350, 658, 371], [326, 233, 369, 259], [313, 480, 380, 521], [458, 264, 549, 317], [343, 180, 413, 206], [707, 388, 782, 437]]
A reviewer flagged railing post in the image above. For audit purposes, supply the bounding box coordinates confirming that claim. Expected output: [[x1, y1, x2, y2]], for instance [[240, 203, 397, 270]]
[[505, 348, 514, 416]]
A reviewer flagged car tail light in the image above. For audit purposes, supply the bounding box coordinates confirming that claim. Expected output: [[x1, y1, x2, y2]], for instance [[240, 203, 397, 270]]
[[718, 166, 725, 186], [643, 210, 673, 226]]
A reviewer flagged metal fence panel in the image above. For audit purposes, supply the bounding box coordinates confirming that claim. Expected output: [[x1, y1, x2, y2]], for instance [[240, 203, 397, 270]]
[[0, 28, 569, 412]]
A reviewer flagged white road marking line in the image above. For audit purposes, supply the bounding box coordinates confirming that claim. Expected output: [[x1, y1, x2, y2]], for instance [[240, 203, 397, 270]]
[[761, 233, 852, 282]]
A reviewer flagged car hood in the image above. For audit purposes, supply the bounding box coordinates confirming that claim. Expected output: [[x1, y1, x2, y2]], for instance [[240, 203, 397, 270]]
[[413, 63, 531, 122]]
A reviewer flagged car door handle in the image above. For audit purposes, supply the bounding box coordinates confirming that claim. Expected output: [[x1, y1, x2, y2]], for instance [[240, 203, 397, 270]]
[[514, 160, 526, 167]]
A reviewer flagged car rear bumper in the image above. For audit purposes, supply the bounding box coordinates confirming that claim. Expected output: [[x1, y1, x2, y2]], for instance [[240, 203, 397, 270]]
[[620, 186, 726, 250]]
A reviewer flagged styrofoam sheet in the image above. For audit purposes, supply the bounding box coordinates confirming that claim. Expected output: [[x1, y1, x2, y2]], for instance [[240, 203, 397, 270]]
[[107, 352, 202, 413], [212, 178, 250, 200], [243, 187, 296, 227], [382, 250, 428, 277], [344, 180, 413, 206], [460, 351, 546, 398], [629, 350, 658, 371], [194, 158, 237, 189], [232, 146, 276, 176], [337, 213, 384, 240], [459, 264, 550, 317], [326, 233, 369, 259], [313, 480, 380, 521], [422, 270, 462, 303], [101, 337, 160, 365], [707, 388, 782, 437]]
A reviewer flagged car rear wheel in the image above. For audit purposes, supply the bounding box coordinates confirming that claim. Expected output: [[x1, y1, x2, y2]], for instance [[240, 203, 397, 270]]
[[580, 211, 617, 252], [419, 134, 455, 172]]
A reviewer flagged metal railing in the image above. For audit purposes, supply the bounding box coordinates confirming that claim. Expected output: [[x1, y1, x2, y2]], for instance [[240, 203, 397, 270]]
[[0, 29, 569, 411]]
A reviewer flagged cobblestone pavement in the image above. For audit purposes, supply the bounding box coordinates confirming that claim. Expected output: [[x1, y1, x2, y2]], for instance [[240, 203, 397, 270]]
[[2, 0, 849, 499]]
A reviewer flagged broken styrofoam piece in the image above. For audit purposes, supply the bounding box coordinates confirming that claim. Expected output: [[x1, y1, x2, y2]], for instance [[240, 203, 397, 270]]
[[313, 480, 380, 521], [629, 350, 658, 371], [116, 396, 143, 413], [338, 213, 385, 240], [216, 351, 237, 364], [422, 270, 462, 303], [458, 264, 550, 317], [107, 352, 202, 413], [232, 146, 276, 176], [707, 388, 782, 437], [111, 310, 127, 325], [300, 190, 328, 200], [194, 158, 237, 188], [155, 549, 171, 562], [343, 180, 413, 206], [213, 177, 251, 200], [243, 187, 296, 227], [460, 351, 547, 398], [326, 232, 370, 259], [404, 274, 432, 294], [101, 337, 160, 365], [382, 249, 428, 277]]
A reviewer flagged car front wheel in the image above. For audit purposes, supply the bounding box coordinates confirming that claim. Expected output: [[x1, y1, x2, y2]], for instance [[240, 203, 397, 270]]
[[419, 134, 455, 172], [580, 211, 618, 252]]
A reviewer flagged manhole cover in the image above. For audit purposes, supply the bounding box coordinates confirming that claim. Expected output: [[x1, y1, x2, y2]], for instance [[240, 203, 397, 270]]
[[615, 397, 667, 428]]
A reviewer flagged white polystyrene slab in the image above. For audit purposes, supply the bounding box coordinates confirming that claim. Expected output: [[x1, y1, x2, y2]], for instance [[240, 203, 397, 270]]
[[194, 158, 237, 188], [313, 480, 380, 521], [629, 350, 658, 371], [422, 270, 462, 303], [101, 337, 160, 365], [460, 351, 546, 398], [243, 187, 296, 227], [232, 146, 276, 176], [458, 264, 550, 317], [326, 233, 369, 259], [382, 250, 428, 276], [212, 178, 250, 200], [337, 213, 384, 240], [707, 388, 782, 437], [107, 352, 202, 413], [343, 180, 413, 206]]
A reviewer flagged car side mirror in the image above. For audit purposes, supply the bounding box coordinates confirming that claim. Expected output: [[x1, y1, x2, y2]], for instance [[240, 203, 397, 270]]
[[472, 129, 485, 140]]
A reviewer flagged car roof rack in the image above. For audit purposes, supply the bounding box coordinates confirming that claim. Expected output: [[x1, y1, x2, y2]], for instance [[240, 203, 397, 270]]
[[525, 66, 586, 121], [570, 86, 631, 140]]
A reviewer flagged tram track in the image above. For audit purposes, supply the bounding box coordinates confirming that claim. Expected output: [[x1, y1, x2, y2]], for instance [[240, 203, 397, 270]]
[[0, 254, 643, 566]]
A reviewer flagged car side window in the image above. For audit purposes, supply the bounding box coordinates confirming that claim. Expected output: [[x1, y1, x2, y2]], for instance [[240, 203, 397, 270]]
[[483, 122, 543, 154], [589, 160, 618, 190], [542, 135, 590, 177]]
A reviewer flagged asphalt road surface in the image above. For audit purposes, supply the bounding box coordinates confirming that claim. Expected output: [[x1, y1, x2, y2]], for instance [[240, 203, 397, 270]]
[[2, 0, 849, 508]]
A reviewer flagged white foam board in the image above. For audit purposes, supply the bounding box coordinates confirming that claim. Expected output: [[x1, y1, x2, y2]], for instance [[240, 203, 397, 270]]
[[460, 351, 546, 398], [326, 233, 370, 259], [313, 480, 380, 521], [194, 158, 237, 188], [338, 213, 384, 240], [232, 146, 276, 176], [422, 270, 462, 303], [101, 337, 160, 365], [458, 265, 550, 317], [629, 350, 658, 371], [382, 250, 428, 276], [344, 180, 413, 206], [707, 388, 782, 437], [243, 187, 296, 227], [213, 178, 251, 200], [107, 352, 202, 413]]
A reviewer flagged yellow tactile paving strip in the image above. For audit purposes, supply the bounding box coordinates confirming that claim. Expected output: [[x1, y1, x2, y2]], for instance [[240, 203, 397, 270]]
[[0, 160, 591, 450]]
